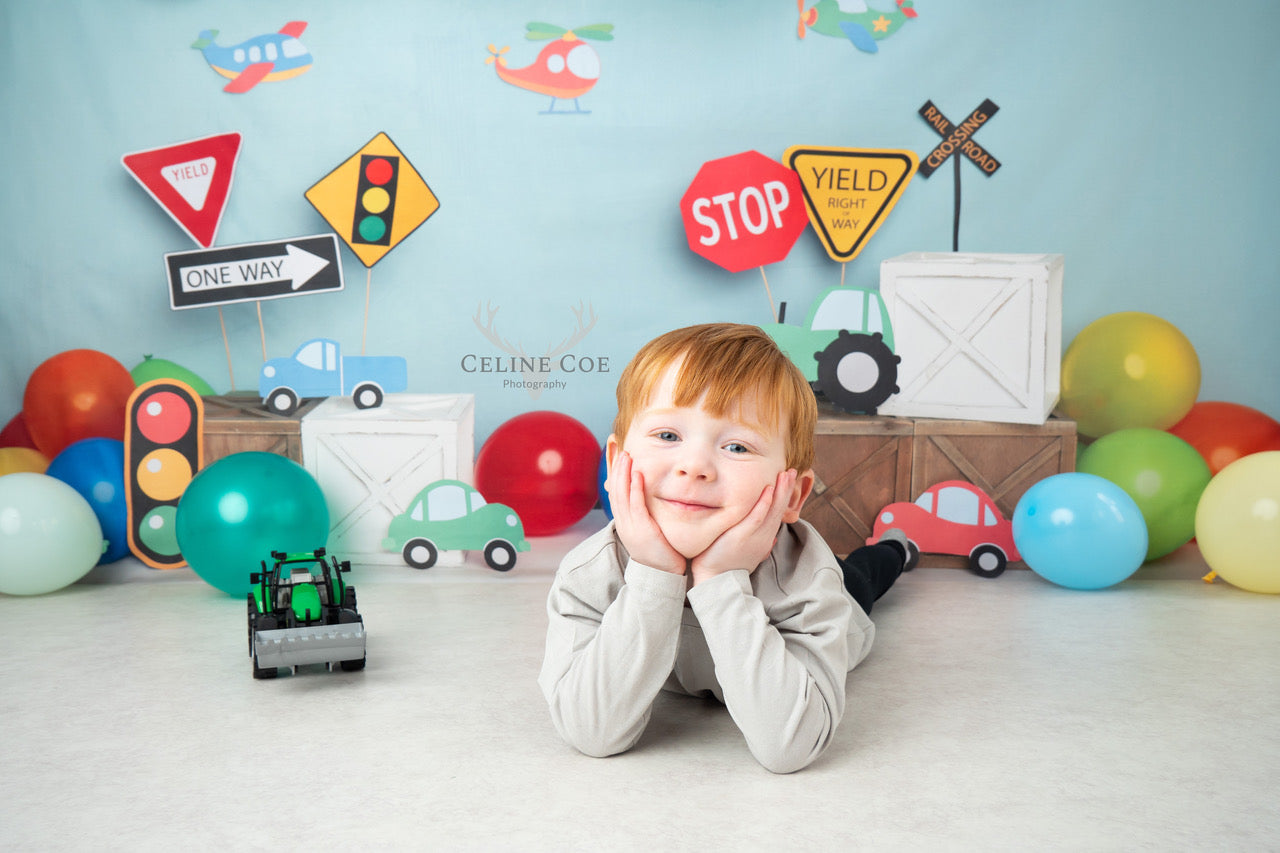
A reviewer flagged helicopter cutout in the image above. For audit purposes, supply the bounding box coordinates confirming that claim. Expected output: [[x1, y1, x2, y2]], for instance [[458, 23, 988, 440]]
[[486, 22, 614, 114], [796, 0, 917, 53]]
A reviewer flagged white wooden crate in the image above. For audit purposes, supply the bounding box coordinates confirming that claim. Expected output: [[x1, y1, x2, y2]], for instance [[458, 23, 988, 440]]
[[878, 252, 1063, 425], [301, 394, 475, 565]]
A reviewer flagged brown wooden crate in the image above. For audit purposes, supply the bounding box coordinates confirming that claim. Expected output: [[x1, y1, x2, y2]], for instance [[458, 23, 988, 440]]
[[802, 407, 914, 557], [200, 394, 324, 466]]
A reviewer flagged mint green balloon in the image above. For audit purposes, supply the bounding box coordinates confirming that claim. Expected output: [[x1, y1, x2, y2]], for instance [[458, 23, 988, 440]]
[[0, 473, 104, 595], [174, 452, 329, 596], [1077, 427, 1212, 562]]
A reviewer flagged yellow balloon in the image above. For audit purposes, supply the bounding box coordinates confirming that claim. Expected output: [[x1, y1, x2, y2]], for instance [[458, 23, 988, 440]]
[[1060, 312, 1200, 438], [0, 447, 49, 476], [1195, 451, 1280, 594]]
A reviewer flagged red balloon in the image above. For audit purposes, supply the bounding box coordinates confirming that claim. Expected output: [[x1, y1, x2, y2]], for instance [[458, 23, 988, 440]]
[[22, 350, 136, 458], [1168, 401, 1280, 476], [0, 411, 38, 450], [476, 411, 601, 536]]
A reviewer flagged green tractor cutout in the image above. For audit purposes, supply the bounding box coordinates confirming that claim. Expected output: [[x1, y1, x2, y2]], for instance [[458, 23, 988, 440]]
[[764, 285, 901, 414]]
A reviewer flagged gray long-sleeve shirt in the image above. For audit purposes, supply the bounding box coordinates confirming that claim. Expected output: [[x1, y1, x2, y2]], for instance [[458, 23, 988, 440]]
[[538, 519, 875, 773]]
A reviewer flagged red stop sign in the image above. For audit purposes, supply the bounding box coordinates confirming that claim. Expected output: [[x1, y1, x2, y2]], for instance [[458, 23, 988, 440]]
[[679, 151, 808, 273]]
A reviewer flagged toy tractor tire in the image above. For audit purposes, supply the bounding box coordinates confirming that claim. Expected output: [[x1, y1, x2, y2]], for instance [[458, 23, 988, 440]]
[[814, 331, 901, 415], [483, 539, 518, 572], [264, 387, 300, 416], [403, 538, 438, 569], [968, 544, 1008, 578], [252, 653, 278, 679], [352, 383, 383, 410], [340, 655, 366, 672]]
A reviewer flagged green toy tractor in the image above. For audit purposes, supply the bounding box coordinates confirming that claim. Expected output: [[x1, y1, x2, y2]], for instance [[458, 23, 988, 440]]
[[247, 548, 366, 679]]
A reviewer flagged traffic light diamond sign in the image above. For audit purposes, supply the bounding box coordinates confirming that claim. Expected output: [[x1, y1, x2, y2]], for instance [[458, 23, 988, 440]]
[[680, 151, 808, 274], [305, 132, 440, 267]]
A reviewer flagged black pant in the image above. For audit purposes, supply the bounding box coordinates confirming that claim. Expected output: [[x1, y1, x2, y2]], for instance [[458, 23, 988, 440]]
[[839, 542, 905, 615]]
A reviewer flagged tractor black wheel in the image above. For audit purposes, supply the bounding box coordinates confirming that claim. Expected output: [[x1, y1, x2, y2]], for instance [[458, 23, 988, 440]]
[[252, 653, 278, 680], [814, 331, 900, 415], [340, 656, 367, 672]]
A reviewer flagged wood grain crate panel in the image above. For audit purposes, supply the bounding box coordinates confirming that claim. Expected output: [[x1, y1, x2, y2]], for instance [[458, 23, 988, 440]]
[[910, 416, 1077, 520], [803, 409, 914, 557], [200, 394, 323, 466]]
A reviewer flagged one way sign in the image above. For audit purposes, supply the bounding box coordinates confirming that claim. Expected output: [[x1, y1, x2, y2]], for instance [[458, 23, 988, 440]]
[[163, 234, 344, 310]]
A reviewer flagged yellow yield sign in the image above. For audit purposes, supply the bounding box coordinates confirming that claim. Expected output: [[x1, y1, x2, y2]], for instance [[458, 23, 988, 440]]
[[305, 132, 440, 268], [784, 146, 917, 263]]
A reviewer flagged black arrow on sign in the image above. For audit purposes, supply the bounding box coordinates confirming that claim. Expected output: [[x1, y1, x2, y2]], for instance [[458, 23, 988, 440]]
[[918, 98, 1001, 251]]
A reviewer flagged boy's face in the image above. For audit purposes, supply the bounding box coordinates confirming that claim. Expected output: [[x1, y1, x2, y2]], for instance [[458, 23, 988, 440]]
[[606, 359, 814, 560]]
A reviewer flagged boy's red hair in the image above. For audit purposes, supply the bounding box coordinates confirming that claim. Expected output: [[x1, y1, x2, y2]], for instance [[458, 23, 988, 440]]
[[612, 323, 817, 471]]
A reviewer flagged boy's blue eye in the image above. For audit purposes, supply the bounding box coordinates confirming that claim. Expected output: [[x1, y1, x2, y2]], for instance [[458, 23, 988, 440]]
[[725, 442, 749, 454], [656, 430, 679, 442]]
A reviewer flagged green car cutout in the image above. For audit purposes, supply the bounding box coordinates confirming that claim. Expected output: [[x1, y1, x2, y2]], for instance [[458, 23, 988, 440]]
[[383, 479, 531, 572]]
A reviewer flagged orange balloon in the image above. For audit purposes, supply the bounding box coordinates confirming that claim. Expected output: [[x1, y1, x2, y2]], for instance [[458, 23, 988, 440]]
[[22, 350, 135, 458], [1168, 401, 1280, 475]]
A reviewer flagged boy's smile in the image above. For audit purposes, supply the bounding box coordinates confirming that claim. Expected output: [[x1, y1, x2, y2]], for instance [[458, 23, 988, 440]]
[[606, 359, 812, 561]]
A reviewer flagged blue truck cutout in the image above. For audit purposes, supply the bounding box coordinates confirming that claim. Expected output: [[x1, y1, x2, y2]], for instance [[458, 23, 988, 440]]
[[260, 338, 407, 415]]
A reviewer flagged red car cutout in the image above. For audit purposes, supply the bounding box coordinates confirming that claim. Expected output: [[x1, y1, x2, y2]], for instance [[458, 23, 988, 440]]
[[872, 480, 1021, 577]]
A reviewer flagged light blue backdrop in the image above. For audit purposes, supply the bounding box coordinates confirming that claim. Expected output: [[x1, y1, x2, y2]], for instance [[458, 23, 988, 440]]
[[3, 1, 1278, 449]]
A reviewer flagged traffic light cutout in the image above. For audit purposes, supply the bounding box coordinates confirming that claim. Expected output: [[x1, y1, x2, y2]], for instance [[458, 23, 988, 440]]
[[125, 379, 204, 569], [352, 154, 399, 246]]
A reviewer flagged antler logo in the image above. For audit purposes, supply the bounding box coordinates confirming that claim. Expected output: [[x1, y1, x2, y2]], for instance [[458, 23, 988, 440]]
[[467, 301, 605, 399]]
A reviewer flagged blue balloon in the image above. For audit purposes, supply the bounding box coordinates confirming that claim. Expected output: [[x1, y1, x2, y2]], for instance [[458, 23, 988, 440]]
[[597, 450, 613, 521], [45, 438, 128, 564], [1012, 472, 1148, 590]]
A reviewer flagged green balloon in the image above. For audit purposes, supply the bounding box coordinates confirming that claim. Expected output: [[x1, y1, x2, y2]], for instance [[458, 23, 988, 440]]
[[130, 355, 217, 396], [174, 452, 329, 596], [1077, 427, 1212, 562]]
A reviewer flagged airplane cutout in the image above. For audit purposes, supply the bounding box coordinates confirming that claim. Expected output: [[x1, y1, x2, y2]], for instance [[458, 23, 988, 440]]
[[192, 21, 312, 94], [797, 0, 917, 53]]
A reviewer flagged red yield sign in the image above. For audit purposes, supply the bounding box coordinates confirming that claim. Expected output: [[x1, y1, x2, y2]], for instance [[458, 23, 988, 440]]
[[679, 150, 808, 273]]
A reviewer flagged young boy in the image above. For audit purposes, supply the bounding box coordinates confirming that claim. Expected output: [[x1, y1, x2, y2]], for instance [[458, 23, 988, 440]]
[[538, 323, 906, 774]]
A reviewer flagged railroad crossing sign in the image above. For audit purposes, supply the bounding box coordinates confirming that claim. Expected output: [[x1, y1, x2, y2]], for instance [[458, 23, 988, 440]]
[[917, 98, 1001, 250], [163, 234, 343, 310], [305, 132, 440, 267]]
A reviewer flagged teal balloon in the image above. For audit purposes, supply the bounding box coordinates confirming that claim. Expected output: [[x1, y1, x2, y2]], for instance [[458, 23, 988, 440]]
[[1012, 473, 1148, 590], [1077, 428, 1211, 561], [0, 473, 105, 595], [175, 452, 329, 596]]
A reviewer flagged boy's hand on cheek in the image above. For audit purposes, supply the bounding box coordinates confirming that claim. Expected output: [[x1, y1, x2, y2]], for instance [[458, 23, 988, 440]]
[[690, 469, 795, 586], [609, 451, 687, 575]]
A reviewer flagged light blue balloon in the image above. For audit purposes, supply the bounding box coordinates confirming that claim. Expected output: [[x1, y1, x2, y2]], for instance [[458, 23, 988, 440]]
[[0, 473, 104, 595], [1012, 472, 1148, 590]]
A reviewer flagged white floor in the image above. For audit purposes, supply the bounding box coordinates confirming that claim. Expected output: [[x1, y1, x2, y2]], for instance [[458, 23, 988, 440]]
[[2, 510, 1277, 851]]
